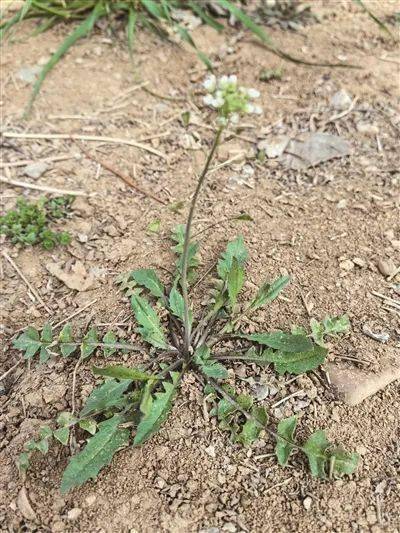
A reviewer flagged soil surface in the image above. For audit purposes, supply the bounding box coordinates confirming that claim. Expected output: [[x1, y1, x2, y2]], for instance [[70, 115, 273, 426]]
[[1, 2, 399, 532]]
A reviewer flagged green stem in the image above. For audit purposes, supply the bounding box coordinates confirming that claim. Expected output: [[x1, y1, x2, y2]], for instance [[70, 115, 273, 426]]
[[181, 126, 224, 356]]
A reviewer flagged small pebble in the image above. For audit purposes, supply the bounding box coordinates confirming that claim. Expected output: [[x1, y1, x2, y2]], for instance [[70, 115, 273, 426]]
[[377, 258, 396, 277], [303, 496, 313, 511], [67, 508, 82, 521]]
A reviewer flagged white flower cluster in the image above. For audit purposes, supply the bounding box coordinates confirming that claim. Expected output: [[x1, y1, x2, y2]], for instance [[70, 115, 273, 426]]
[[202, 74, 262, 124]]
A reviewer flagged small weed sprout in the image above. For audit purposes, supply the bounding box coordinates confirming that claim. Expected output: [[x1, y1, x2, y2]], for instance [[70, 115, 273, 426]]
[[1, 196, 72, 250], [13, 77, 358, 493]]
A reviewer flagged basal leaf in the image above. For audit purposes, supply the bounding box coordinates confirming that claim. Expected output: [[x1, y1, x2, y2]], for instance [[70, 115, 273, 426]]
[[13, 327, 41, 359], [275, 415, 297, 466], [195, 345, 228, 379], [102, 331, 117, 357], [217, 235, 248, 280], [227, 257, 245, 308], [131, 268, 164, 299], [238, 331, 313, 353], [250, 275, 290, 310], [53, 427, 69, 445], [311, 314, 350, 346], [59, 323, 77, 357], [81, 328, 99, 359], [131, 294, 168, 349], [237, 406, 268, 446], [169, 285, 189, 323], [261, 345, 328, 375], [80, 379, 131, 418], [303, 430, 330, 478], [60, 414, 130, 493], [41, 322, 53, 343], [134, 372, 180, 445], [92, 365, 152, 381]]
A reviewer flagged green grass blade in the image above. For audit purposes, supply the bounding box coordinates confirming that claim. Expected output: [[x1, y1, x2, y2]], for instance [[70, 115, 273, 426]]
[[140, 0, 165, 21], [0, 9, 24, 39], [188, 1, 224, 32], [24, 2, 105, 117], [175, 24, 213, 69], [353, 0, 395, 39], [126, 6, 138, 60]]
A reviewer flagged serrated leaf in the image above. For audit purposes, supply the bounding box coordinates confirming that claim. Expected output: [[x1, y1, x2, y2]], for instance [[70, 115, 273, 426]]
[[92, 365, 152, 381], [311, 314, 350, 346], [134, 373, 180, 445], [250, 275, 290, 310], [139, 380, 155, 415], [329, 447, 359, 477], [261, 345, 328, 375], [102, 331, 117, 357], [194, 345, 228, 379], [169, 285, 188, 323], [81, 328, 99, 359], [238, 331, 313, 353], [131, 269, 164, 299], [13, 327, 41, 359], [60, 414, 130, 493], [79, 419, 97, 435], [275, 415, 297, 466], [227, 257, 245, 308], [131, 294, 168, 349], [303, 430, 330, 478], [217, 236, 248, 280], [41, 323, 53, 343], [53, 427, 69, 445], [59, 323, 77, 357], [80, 379, 131, 418]]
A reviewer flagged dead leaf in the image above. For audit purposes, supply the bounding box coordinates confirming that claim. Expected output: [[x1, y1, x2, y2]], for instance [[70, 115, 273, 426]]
[[280, 132, 351, 169], [17, 487, 36, 521], [46, 260, 95, 291]]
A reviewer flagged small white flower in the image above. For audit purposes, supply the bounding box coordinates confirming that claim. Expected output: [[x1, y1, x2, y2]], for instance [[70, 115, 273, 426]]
[[247, 88, 260, 99], [253, 105, 263, 115], [244, 103, 255, 114], [230, 113, 240, 124], [227, 74, 237, 85], [217, 116, 228, 126], [203, 74, 216, 92], [213, 95, 225, 108], [218, 75, 229, 89], [203, 94, 215, 106]]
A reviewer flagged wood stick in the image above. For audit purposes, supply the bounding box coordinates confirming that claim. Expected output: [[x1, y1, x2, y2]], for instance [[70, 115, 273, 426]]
[[2, 131, 168, 160], [0, 154, 73, 169], [0, 176, 90, 196], [2, 251, 52, 314]]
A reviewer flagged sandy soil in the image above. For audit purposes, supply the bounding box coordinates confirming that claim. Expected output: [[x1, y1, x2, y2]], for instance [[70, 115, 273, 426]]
[[1, 1, 399, 532]]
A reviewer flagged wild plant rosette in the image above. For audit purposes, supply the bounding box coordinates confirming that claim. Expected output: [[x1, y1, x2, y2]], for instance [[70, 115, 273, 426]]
[[13, 76, 358, 493]]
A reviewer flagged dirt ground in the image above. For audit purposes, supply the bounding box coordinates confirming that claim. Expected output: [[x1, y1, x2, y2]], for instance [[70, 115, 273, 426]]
[[1, 1, 399, 532]]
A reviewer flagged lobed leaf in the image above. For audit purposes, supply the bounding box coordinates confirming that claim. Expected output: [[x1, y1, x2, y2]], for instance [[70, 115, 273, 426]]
[[310, 314, 350, 346], [238, 331, 313, 353], [134, 372, 180, 445], [260, 345, 328, 375], [59, 323, 77, 357], [250, 275, 290, 311], [217, 236, 248, 280], [275, 416, 297, 466], [81, 328, 99, 359], [13, 327, 42, 359], [237, 406, 268, 446], [80, 379, 131, 418], [195, 345, 228, 379], [102, 331, 118, 357], [131, 293, 168, 349], [60, 414, 130, 493], [227, 257, 245, 308], [131, 268, 165, 299]]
